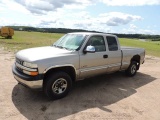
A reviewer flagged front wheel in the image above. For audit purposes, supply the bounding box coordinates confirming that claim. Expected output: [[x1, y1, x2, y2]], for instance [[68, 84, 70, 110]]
[[125, 61, 138, 77], [44, 72, 72, 100]]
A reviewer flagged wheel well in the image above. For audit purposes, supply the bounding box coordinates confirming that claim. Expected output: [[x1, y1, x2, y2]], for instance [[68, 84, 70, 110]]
[[44, 66, 76, 82], [131, 55, 140, 70]]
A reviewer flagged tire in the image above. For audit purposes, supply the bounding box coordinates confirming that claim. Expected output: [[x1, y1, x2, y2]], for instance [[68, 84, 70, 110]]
[[9, 36, 12, 39], [125, 61, 138, 77], [44, 71, 72, 100]]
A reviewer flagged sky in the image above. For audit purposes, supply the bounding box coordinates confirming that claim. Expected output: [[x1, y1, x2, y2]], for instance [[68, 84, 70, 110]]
[[0, 0, 160, 35]]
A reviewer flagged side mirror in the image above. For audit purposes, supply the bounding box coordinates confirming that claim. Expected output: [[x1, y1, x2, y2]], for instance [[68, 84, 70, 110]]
[[84, 46, 95, 53]]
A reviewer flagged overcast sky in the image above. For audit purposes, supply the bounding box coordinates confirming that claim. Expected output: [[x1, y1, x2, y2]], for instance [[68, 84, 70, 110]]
[[0, 0, 160, 35]]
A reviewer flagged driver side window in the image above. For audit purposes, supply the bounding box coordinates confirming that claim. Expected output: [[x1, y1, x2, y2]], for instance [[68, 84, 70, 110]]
[[86, 36, 106, 52]]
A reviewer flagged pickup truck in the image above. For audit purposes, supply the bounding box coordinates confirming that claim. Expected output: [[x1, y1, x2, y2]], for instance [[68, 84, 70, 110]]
[[12, 32, 145, 100]]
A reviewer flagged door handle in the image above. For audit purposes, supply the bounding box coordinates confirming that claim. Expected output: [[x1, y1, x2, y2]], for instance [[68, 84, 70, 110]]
[[103, 55, 108, 58]]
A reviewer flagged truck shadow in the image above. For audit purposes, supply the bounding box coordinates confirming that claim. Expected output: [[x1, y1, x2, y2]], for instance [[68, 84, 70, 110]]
[[0, 37, 13, 39], [12, 72, 156, 120]]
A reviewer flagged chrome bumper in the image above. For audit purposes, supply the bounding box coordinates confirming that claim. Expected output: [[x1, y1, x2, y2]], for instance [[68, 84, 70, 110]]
[[14, 74, 43, 89], [12, 64, 44, 89]]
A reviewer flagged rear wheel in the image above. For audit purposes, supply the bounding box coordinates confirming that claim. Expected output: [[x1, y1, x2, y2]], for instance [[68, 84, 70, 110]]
[[125, 61, 138, 77], [44, 71, 72, 100]]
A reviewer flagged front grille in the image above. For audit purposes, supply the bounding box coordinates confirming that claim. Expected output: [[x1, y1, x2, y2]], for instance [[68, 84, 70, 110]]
[[15, 58, 38, 76], [16, 58, 24, 72], [16, 65, 23, 72], [16, 58, 24, 65]]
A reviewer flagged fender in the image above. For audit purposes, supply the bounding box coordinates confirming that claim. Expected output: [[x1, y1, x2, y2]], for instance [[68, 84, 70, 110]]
[[43, 64, 78, 75]]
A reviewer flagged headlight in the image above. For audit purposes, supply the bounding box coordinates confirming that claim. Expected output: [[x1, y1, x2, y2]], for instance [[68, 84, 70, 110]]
[[23, 62, 38, 68]]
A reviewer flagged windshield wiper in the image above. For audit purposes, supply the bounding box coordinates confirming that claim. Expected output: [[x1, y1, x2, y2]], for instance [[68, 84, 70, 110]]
[[52, 44, 57, 47], [57, 46, 63, 49], [53, 45, 74, 51], [53, 45, 64, 49], [62, 47, 73, 51]]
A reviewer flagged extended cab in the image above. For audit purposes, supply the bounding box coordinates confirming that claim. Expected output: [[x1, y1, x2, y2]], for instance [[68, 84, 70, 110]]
[[12, 32, 145, 99]]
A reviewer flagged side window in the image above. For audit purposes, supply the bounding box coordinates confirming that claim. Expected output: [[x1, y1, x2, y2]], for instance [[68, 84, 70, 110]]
[[87, 36, 106, 52], [106, 36, 118, 51]]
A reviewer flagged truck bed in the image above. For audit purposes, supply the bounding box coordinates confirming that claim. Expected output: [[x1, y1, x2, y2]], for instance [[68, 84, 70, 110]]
[[120, 46, 145, 70], [121, 46, 143, 51]]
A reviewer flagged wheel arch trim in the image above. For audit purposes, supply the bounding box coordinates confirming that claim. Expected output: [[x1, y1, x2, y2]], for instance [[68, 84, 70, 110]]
[[131, 55, 141, 70], [43, 64, 77, 74]]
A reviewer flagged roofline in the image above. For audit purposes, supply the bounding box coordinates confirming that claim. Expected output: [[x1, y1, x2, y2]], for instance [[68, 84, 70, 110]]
[[67, 32, 116, 37]]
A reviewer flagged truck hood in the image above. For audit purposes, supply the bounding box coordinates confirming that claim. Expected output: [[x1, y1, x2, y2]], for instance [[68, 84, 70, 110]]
[[16, 46, 75, 62]]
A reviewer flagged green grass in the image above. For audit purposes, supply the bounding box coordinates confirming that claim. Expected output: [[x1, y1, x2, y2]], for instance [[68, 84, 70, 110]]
[[0, 31, 64, 52], [119, 38, 160, 57], [0, 31, 160, 57]]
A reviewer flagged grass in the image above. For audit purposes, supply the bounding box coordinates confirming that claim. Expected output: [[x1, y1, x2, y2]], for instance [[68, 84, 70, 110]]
[[0, 31, 160, 57], [119, 38, 160, 57], [0, 31, 64, 52]]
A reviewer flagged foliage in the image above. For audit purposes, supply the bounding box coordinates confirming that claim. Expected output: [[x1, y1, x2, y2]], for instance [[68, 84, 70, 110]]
[[7, 26, 160, 40]]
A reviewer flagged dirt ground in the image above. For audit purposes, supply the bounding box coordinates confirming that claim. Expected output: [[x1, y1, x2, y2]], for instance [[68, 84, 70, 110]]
[[0, 48, 160, 120]]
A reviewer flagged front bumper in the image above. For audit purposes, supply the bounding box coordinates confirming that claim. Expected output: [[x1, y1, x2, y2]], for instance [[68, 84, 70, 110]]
[[12, 64, 44, 89]]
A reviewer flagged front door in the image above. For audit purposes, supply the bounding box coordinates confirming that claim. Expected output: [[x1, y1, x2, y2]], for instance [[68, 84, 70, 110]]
[[79, 35, 108, 79]]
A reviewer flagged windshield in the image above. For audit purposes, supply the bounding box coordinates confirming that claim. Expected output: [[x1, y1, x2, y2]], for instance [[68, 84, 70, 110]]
[[53, 34, 86, 50]]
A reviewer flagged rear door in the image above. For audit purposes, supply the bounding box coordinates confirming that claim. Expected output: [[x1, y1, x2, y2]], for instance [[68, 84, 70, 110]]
[[105, 36, 122, 72]]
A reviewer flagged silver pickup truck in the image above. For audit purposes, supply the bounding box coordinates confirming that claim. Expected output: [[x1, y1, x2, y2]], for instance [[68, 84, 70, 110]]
[[12, 32, 145, 99]]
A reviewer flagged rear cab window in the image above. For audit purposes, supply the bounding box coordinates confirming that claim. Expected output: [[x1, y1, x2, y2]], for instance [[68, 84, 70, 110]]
[[106, 36, 118, 51]]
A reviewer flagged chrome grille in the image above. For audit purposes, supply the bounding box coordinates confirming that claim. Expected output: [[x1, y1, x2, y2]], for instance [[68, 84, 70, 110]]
[[16, 58, 24, 72], [16, 58, 24, 65]]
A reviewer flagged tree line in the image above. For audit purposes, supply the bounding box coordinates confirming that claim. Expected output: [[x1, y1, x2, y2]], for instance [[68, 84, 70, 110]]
[[8, 26, 160, 41]]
